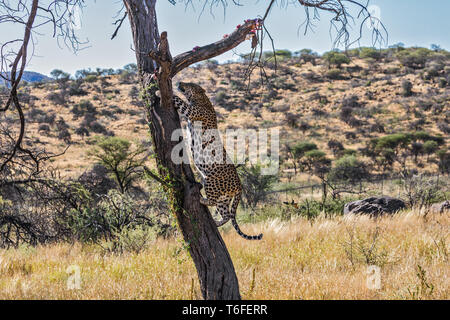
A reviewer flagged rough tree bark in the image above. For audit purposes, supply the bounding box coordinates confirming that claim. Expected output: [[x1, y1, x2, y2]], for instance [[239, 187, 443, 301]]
[[123, 0, 258, 300]]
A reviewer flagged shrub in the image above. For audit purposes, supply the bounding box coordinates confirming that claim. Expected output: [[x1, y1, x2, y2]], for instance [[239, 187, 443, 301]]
[[38, 124, 51, 134], [84, 75, 98, 83], [396, 48, 432, 69], [118, 70, 136, 84], [340, 107, 353, 122], [360, 47, 381, 61], [327, 139, 344, 156], [298, 121, 311, 134], [88, 121, 108, 134], [214, 90, 229, 106], [75, 126, 90, 138], [342, 95, 363, 109], [237, 163, 278, 209], [71, 100, 97, 119], [323, 51, 350, 68], [68, 80, 87, 96], [46, 92, 67, 106], [328, 155, 370, 183], [57, 129, 71, 144], [402, 80, 413, 97], [326, 68, 342, 79], [295, 49, 318, 65], [284, 112, 298, 128]]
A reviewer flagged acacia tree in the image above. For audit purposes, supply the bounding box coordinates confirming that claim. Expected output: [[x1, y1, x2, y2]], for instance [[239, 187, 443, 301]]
[[0, 0, 386, 300]]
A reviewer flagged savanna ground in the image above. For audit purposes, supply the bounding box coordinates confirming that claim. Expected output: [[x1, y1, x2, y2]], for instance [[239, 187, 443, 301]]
[[0, 209, 448, 300]]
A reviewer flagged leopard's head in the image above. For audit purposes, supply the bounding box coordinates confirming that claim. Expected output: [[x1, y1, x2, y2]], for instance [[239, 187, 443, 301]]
[[177, 82, 206, 102]]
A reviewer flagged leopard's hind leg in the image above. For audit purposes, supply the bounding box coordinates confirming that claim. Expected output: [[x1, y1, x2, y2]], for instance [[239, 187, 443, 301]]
[[214, 199, 232, 227]]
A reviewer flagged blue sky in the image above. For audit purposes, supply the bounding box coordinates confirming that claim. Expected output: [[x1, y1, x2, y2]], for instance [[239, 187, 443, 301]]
[[3, 0, 449, 76]]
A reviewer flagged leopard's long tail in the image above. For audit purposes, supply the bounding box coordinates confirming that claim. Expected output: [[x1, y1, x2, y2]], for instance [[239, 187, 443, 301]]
[[230, 192, 263, 241]]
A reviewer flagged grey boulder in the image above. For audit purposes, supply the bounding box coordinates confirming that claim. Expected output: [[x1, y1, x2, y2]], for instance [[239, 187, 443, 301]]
[[344, 196, 406, 216]]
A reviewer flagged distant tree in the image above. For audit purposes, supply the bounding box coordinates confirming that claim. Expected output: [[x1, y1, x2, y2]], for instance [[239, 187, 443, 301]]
[[238, 163, 278, 209], [123, 63, 138, 74], [422, 140, 438, 162], [290, 141, 317, 174], [88, 137, 146, 194], [430, 44, 443, 52], [50, 69, 70, 80], [295, 49, 318, 65], [75, 68, 94, 79], [410, 142, 423, 163], [301, 149, 331, 205], [437, 150, 450, 174], [50, 69, 71, 89]]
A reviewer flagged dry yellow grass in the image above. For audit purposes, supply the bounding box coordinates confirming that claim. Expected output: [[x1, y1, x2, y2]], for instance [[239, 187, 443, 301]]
[[0, 210, 448, 300]]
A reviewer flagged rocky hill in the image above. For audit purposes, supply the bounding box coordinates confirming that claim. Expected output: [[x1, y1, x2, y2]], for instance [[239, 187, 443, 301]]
[[1, 71, 51, 86], [2, 46, 449, 180]]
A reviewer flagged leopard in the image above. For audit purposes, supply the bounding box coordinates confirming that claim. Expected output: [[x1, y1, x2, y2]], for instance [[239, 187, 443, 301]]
[[172, 81, 262, 240]]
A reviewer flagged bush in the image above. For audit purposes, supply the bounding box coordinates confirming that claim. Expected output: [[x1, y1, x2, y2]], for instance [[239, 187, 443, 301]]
[[327, 139, 344, 156], [326, 68, 342, 79], [402, 80, 413, 97], [71, 100, 97, 119], [84, 75, 98, 83], [66, 190, 157, 252], [295, 49, 318, 65], [284, 112, 298, 128], [38, 124, 51, 134], [46, 92, 67, 106], [119, 70, 136, 84], [281, 198, 350, 220], [328, 155, 370, 183], [237, 163, 278, 209], [57, 129, 72, 144], [214, 90, 229, 106], [396, 48, 432, 69], [360, 47, 381, 61], [323, 51, 350, 68], [68, 80, 87, 96]]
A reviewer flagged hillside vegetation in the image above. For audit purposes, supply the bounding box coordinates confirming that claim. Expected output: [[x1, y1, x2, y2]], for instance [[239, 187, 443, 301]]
[[1, 46, 448, 178], [0, 46, 449, 300]]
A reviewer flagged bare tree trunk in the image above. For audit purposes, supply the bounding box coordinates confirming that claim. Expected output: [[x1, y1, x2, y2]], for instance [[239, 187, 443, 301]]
[[124, 0, 241, 300]]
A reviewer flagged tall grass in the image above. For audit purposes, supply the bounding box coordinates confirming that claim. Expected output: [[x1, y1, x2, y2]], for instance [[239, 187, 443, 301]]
[[0, 210, 448, 299]]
